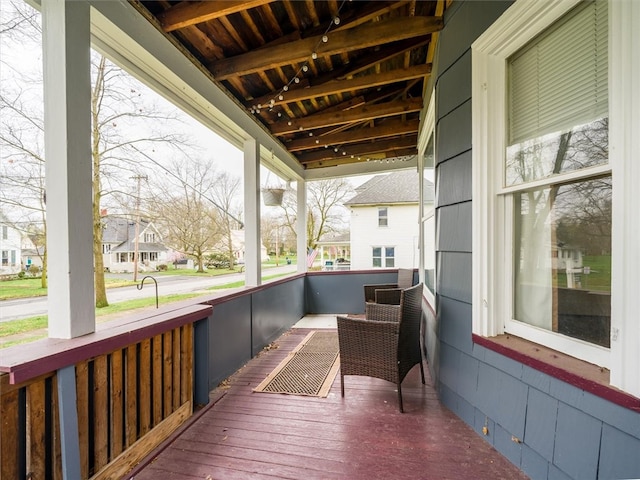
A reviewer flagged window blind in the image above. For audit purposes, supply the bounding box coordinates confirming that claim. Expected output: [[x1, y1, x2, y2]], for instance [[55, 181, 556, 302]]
[[508, 1, 608, 145]]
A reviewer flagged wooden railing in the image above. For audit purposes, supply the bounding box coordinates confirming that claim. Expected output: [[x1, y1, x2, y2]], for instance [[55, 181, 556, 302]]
[[0, 305, 210, 480]]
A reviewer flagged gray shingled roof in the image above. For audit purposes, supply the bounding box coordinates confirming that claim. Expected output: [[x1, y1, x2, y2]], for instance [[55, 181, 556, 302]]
[[345, 170, 433, 206], [102, 216, 167, 252], [102, 217, 133, 243]]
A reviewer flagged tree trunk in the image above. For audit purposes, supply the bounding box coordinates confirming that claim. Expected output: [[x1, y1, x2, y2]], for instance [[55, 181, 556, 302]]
[[40, 245, 47, 289], [93, 56, 108, 308]]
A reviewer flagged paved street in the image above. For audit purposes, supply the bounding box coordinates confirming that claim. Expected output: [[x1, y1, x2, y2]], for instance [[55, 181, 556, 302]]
[[0, 264, 298, 323]]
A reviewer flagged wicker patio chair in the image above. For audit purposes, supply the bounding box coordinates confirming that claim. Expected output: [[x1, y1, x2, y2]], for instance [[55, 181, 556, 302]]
[[363, 268, 414, 303], [338, 283, 425, 413]]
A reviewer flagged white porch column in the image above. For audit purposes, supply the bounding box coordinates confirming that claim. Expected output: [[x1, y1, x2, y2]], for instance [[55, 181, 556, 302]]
[[243, 138, 261, 286], [296, 179, 307, 273], [43, 0, 95, 338]]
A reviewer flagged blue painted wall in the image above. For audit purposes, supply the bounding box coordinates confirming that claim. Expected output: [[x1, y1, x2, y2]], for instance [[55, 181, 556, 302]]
[[432, 2, 640, 479]]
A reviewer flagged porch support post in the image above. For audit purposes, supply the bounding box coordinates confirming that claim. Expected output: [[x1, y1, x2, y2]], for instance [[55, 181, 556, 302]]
[[42, 0, 95, 338], [243, 138, 261, 286], [296, 179, 307, 273], [57, 365, 81, 479]]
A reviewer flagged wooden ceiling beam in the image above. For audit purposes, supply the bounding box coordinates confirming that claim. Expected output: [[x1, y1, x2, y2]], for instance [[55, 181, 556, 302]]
[[297, 135, 418, 163], [286, 119, 420, 152], [251, 64, 430, 108], [270, 98, 422, 135], [159, 0, 275, 32], [309, 36, 431, 86], [303, 148, 416, 169], [210, 16, 442, 80]]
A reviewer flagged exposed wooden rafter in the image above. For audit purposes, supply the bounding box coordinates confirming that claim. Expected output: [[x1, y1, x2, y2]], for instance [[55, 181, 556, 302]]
[[209, 16, 443, 80], [270, 98, 423, 135], [285, 119, 420, 152], [158, 0, 276, 32], [135, 0, 446, 171], [297, 135, 418, 164], [250, 64, 431, 109]]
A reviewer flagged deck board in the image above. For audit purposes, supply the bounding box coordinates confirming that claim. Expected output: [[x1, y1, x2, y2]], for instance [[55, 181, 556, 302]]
[[131, 328, 529, 480]]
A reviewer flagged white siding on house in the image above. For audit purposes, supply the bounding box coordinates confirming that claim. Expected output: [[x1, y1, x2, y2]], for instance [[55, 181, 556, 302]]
[[349, 204, 421, 270], [0, 223, 22, 274]]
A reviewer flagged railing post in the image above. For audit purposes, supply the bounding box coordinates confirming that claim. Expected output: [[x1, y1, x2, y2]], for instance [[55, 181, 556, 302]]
[[57, 365, 81, 479], [193, 316, 211, 407]]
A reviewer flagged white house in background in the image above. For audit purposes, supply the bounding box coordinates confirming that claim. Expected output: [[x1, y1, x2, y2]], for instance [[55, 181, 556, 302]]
[[21, 235, 45, 272], [0, 213, 22, 275], [210, 229, 269, 264], [346, 170, 434, 270], [101, 216, 168, 273]]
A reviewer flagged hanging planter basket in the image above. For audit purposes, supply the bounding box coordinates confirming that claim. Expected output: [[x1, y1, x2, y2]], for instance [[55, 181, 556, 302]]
[[262, 188, 285, 206]]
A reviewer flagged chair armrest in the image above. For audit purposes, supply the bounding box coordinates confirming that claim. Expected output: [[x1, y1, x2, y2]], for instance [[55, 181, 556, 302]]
[[363, 283, 397, 302], [365, 302, 401, 322], [374, 288, 402, 305]]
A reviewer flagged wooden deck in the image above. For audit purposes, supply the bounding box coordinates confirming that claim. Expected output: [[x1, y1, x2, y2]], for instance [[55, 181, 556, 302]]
[[130, 327, 529, 480]]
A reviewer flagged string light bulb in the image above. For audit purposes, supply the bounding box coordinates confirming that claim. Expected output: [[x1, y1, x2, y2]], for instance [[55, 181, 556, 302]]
[[250, 0, 347, 120]]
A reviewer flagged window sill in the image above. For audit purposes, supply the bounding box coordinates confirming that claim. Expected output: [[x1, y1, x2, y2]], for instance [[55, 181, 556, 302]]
[[472, 333, 640, 412]]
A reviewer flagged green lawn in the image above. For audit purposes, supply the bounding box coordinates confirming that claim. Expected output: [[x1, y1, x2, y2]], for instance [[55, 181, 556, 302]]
[[555, 255, 611, 291], [0, 277, 136, 300], [0, 270, 294, 348], [0, 292, 201, 348]]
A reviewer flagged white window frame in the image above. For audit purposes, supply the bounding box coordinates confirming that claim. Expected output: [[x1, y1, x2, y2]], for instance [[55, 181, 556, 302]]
[[378, 207, 388, 227], [472, 0, 640, 397], [418, 92, 436, 305], [372, 246, 395, 268]]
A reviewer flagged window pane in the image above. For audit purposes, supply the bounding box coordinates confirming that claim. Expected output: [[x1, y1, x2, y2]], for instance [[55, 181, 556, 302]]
[[514, 177, 611, 347], [385, 247, 394, 257], [372, 247, 381, 257], [423, 215, 435, 292], [506, 117, 608, 186], [378, 207, 388, 227], [385, 258, 395, 268], [373, 258, 381, 267]]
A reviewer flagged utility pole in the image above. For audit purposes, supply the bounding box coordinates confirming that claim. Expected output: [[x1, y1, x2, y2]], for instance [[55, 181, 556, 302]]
[[131, 175, 147, 282]]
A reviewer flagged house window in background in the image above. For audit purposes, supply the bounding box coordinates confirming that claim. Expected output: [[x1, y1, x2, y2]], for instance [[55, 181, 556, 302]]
[[378, 207, 388, 227], [372, 246, 395, 268], [144, 232, 156, 242], [2, 226, 7, 240], [1, 251, 8, 266]]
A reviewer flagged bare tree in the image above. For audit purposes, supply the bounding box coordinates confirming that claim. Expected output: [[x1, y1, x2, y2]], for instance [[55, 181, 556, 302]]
[[2, 1, 193, 306], [89, 55, 187, 306], [210, 171, 242, 269], [152, 158, 224, 272], [0, 4, 47, 286], [279, 178, 352, 250]]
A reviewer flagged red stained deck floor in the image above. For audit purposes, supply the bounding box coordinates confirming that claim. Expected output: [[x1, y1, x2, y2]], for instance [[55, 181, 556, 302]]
[[131, 327, 529, 480]]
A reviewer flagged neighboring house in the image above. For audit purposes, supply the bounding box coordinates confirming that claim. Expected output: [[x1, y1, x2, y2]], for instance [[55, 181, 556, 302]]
[[210, 229, 269, 264], [345, 170, 434, 270], [315, 232, 350, 270], [0, 213, 22, 275], [101, 216, 168, 273], [21, 236, 45, 272]]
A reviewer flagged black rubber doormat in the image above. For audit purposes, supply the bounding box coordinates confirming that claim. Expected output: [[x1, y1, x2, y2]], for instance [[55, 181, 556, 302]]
[[253, 331, 340, 397]]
